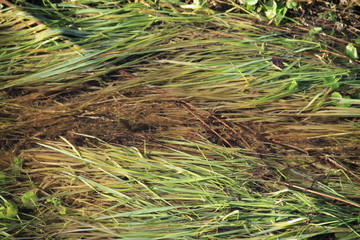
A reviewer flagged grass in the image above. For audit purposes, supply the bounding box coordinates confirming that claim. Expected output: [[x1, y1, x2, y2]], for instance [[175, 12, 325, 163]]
[[0, 0, 359, 239], [6, 138, 359, 239]]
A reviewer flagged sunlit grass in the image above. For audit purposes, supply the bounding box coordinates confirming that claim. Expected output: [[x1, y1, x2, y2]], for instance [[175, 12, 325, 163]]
[[5, 137, 356, 239], [1, 0, 359, 239]]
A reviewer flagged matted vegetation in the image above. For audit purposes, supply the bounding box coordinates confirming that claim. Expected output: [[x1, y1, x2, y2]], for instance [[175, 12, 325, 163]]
[[0, 0, 359, 239]]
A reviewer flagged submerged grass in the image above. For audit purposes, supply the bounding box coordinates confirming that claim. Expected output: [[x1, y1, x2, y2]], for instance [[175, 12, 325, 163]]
[[1, 0, 359, 239]]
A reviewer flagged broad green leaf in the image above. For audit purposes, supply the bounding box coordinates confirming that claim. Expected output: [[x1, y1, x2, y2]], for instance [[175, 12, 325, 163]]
[[355, 37, 360, 44], [59, 206, 68, 215], [265, 0, 277, 19], [288, 79, 298, 91], [309, 27, 322, 35], [324, 76, 339, 89], [286, 0, 298, 9], [345, 43, 358, 59], [274, 7, 287, 25], [0, 201, 18, 219], [246, 4, 257, 11], [245, 0, 258, 5], [21, 191, 39, 208], [331, 92, 342, 100], [331, 92, 351, 107]]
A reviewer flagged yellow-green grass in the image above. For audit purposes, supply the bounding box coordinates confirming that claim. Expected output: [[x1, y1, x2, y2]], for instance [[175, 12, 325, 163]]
[[1, 0, 359, 239]]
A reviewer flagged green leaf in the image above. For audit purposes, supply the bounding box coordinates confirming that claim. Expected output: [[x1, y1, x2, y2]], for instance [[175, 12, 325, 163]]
[[246, 4, 257, 11], [59, 206, 68, 215], [21, 191, 39, 208], [355, 37, 360, 44], [0, 201, 18, 219], [288, 80, 298, 91], [331, 92, 351, 107], [324, 76, 339, 89], [265, 0, 277, 19], [345, 43, 358, 59], [245, 0, 258, 5], [309, 27, 322, 36], [286, 0, 298, 9], [274, 7, 287, 25], [331, 92, 342, 99]]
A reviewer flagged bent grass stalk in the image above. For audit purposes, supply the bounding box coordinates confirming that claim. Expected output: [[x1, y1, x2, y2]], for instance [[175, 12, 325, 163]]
[[1, 0, 359, 239], [10, 138, 358, 238]]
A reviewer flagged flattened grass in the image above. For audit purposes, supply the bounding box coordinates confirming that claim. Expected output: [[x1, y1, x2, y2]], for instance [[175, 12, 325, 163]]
[[1, 1, 358, 120], [10, 137, 359, 239], [1, 0, 359, 239]]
